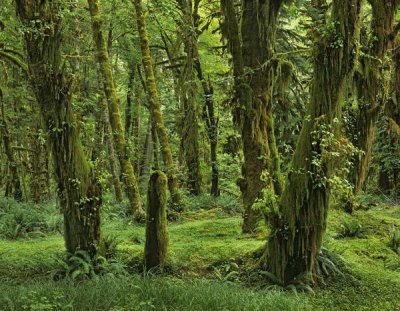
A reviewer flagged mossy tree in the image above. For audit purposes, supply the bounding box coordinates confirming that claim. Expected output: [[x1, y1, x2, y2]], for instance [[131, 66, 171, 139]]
[[133, 0, 182, 208], [350, 0, 400, 197], [221, 0, 283, 233], [145, 170, 169, 271], [87, 0, 143, 218], [0, 88, 22, 201], [15, 0, 102, 256], [175, 0, 203, 196], [377, 35, 400, 194], [264, 0, 362, 285]]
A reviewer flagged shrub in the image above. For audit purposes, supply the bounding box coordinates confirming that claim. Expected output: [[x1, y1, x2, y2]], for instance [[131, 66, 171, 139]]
[[0, 198, 61, 239], [337, 220, 367, 238]]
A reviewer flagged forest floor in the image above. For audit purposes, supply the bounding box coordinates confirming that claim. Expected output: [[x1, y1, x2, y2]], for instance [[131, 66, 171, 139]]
[[0, 195, 399, 311]]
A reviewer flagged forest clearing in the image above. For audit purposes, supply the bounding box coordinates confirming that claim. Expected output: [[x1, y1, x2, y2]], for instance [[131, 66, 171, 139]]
[[0, 0, 400, 310]]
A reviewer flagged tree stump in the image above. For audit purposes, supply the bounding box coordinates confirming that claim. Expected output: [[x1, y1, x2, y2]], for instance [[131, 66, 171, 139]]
[[145, 170, 168, 271]]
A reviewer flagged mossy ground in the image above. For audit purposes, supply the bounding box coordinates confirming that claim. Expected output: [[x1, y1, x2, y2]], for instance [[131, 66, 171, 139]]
[[0, 196, 399, 310]]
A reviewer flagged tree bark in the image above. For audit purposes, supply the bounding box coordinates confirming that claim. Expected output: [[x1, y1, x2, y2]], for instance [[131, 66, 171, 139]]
[[350, 0, 399, 196], [0, 89, 22, 201], [265, 0, 362, 285], [145, 170, 168, 271], [15, 0, 102, 256], [221, 0, 283, 233], [133, 0, 182, 209], [88, 0, 143, 217]]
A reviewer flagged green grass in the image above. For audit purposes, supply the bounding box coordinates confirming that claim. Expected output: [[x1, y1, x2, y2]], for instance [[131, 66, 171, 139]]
[[0, 199, 399, 310], [0, 277, 309, 311]]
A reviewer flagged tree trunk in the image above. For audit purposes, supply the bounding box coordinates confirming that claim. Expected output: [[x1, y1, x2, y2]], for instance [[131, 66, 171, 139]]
[[378, 35, 400, 195], [350, 0, 399, 196], [221, 0, 283, 233], [265, 0, 362, 285], [0, 89, 22, 201], [30, 125, 50, 203], [175, 0, 202, 196], [103, 101, 124, 203], [134, 0, 182, 209], [139, 118, 154, 191], [88, 0, 142, 217], [15, 0, 102, 256], [145, 170, 168, 271]]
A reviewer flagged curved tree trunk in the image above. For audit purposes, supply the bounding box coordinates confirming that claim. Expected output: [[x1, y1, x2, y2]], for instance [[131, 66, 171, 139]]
[[88, 0, 142, 217], [265, 0, 362, 285], [133, 0, 182, 209], [15, 0, 102, 256]]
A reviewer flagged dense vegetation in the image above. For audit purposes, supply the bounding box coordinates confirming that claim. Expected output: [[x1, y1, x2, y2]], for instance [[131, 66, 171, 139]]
[[0, 0, 399, 310]]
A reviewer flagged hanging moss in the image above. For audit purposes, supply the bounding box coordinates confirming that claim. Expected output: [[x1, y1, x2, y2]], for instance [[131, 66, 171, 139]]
[[265, 0, 363, 285], [350, 0, 400, 197], [221, 0, 284, 233], [15, 0, 102, 257]]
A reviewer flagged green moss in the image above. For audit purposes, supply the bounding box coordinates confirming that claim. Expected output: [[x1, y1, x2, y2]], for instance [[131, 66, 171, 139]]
[[0, 201, 399, 310]]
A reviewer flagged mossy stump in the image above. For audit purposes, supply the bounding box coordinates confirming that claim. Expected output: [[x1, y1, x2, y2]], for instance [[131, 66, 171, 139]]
[[145, 170, 168, 271]]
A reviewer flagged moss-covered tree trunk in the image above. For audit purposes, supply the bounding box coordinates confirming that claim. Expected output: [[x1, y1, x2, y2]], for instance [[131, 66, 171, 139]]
[[15, 0, 102, 256], [190, 0, 220, 197], [175, 0, 202, 196], [139, 118, 154, 191], [126, 67, 142, 177], [145, 170, 168, 271], [221, 0, 283, 233], [350, 0, 399, 195], [378, 36, 400, 195], [133, 0, 182, 209], [88, 0, 142, 217], [30, 124, 50, 203], [0, 89, 22, 201], [103, 100, 124, 203], [265, 0, 362, 285]]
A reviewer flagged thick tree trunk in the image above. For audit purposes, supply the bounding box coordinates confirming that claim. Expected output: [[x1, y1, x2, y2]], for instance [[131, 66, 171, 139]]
[[145, 170, 168, 271], [88, 0, 142, 217], [134, 0, 182, 209], [265, 0, 362, 285], [350, 1, 399, 196], [16, 0, 102, 256], [221, 0, 283, 233]]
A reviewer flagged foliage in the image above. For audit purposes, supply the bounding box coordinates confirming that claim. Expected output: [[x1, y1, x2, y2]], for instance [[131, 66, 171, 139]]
[[54, 250, 126, 281], [337, 220, 367, 238], [0, 198, 62, 239]]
